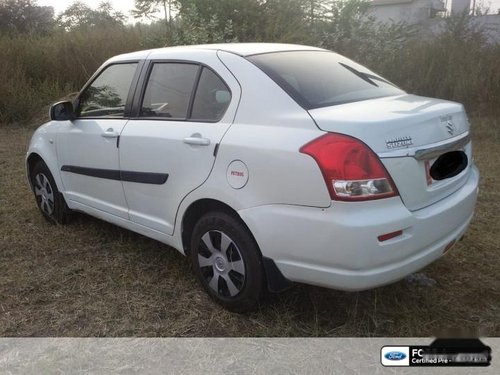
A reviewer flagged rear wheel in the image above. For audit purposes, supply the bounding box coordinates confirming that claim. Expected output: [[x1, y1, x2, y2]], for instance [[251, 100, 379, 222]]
[[31, 160, 71, 224], [190, 211, 266, 312]]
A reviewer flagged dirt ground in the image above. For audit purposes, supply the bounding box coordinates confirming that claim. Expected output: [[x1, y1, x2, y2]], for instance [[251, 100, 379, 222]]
[[0, 115, 498, 337]]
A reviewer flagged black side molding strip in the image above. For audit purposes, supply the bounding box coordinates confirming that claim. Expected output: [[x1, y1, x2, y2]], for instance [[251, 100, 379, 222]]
[[61, 165, 168, 185], [121, 170, 168, 184]]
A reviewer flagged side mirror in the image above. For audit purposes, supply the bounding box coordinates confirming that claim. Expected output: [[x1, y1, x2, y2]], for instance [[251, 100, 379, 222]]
[[49, 101, 75, 121]]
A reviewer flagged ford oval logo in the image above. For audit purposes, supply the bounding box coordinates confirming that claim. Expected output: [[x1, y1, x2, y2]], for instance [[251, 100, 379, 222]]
[[384, 351, 407, 361]]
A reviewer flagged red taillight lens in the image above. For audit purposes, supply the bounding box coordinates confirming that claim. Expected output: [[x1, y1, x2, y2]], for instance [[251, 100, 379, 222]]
[[300, 133, 399, 201]]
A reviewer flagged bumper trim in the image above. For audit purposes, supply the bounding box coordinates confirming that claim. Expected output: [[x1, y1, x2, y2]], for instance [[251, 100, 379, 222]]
[[274, 213, 472, 291]]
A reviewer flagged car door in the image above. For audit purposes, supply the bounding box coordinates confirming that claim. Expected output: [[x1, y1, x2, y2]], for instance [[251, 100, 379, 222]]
[[57, 61, 141, 219], [119, 53, 240, 235]]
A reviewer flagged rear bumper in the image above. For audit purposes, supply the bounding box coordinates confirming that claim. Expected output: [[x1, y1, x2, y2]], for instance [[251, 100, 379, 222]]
[[238, 165, 479, 291]]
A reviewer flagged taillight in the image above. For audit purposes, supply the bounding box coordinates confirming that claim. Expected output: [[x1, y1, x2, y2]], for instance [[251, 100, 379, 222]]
[[300, 133, 398, 201]]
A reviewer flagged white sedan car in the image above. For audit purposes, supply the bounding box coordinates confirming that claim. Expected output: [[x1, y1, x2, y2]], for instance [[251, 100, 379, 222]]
[[27, 43, 479, 311]]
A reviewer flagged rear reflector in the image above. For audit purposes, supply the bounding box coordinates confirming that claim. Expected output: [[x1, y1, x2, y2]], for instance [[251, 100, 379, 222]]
[[378, 230, 403, 242]]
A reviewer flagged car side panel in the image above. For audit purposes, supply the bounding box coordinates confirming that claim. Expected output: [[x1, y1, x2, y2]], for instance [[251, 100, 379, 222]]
[[192, 51, 331, 208], [172, 52, 332, 251], [119, 50, 242, 236], [56, 119, 130, 219], [26, 122, 65, 193]]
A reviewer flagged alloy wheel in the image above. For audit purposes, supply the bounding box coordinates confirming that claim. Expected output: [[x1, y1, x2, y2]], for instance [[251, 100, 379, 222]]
[[34, 173, 55, 216], [197, 230, 246, 298]]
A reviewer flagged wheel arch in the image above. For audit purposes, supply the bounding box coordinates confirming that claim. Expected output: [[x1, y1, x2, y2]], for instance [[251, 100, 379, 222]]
[[181, 198, 292, 293], [181, 198, 243, 256], [26, 152, 45, 191], [27, 129, 65, 195]]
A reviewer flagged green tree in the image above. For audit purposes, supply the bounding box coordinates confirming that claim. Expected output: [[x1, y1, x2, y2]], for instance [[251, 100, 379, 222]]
[[0, 0, 55, 35], [58, 1, 125, 31], [259, 0, 311, 42], [132, 0, 177, 41], [175, 7, 238, 44], [176, 0, 262, 42], [316, 0, 375, 53], [307, 0, 329, 26], [132, 0, 177, 22]]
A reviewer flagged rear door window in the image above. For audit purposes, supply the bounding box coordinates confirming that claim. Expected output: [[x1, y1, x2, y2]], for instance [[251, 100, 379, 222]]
[[140, 63, 199, 119]]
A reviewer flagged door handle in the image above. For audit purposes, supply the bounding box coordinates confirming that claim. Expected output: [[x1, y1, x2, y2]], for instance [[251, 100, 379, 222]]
[[183, 134, 210, 146], [102, 128, 119, 138]]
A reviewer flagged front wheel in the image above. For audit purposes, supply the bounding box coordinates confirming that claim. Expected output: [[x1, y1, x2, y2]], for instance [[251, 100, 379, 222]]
[[190, 211, 266, 312], [31, 160, 71, 224]]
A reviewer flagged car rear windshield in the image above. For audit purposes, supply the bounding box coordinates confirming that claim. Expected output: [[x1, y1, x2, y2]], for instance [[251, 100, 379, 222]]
[[247, 51, 404, 109]]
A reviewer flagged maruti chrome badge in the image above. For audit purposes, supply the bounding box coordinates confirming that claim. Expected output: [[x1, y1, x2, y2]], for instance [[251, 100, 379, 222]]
[[440, 115, 456, 136], [385, 136, 413, 149], [446, 120, 455, 136]]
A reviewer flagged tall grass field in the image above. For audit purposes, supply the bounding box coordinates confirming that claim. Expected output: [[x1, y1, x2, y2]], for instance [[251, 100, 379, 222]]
[[0, 15, 499, 125]]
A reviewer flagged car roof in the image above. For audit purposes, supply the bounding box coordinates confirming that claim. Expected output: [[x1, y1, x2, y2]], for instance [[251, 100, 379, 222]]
[[182, 43, 326, 56], [110, 43, 326, 62]]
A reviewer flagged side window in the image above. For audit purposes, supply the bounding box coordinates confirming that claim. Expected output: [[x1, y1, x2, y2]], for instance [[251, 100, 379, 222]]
[[78, 63, 138, 118], [191, 68, 231, 121], [140, 63, 199, 119]]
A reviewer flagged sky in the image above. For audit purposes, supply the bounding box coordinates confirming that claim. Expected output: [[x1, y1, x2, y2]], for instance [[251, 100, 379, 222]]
[[37, 0, 500, 19]]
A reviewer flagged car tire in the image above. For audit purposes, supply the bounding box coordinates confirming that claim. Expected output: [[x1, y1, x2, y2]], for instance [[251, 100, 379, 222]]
[[190, 211, 266, 312], [31, 160, 71, 224]]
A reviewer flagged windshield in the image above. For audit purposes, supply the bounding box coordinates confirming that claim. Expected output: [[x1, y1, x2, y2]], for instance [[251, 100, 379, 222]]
[[247, 51, 404, 109]]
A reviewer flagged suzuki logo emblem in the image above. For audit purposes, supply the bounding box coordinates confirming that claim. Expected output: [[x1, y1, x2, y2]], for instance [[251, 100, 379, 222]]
[[446, 120, 455, 136]]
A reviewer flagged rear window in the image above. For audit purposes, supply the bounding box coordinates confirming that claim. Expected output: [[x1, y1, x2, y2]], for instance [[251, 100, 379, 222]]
[[247, 51, 404, 109]]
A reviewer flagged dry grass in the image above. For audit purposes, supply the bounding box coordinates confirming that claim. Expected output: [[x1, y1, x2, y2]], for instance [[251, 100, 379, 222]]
[[0, 116, 499, 337]]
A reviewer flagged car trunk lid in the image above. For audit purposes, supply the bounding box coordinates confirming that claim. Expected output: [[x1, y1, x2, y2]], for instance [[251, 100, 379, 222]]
[[308, 94, 472, 211]]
